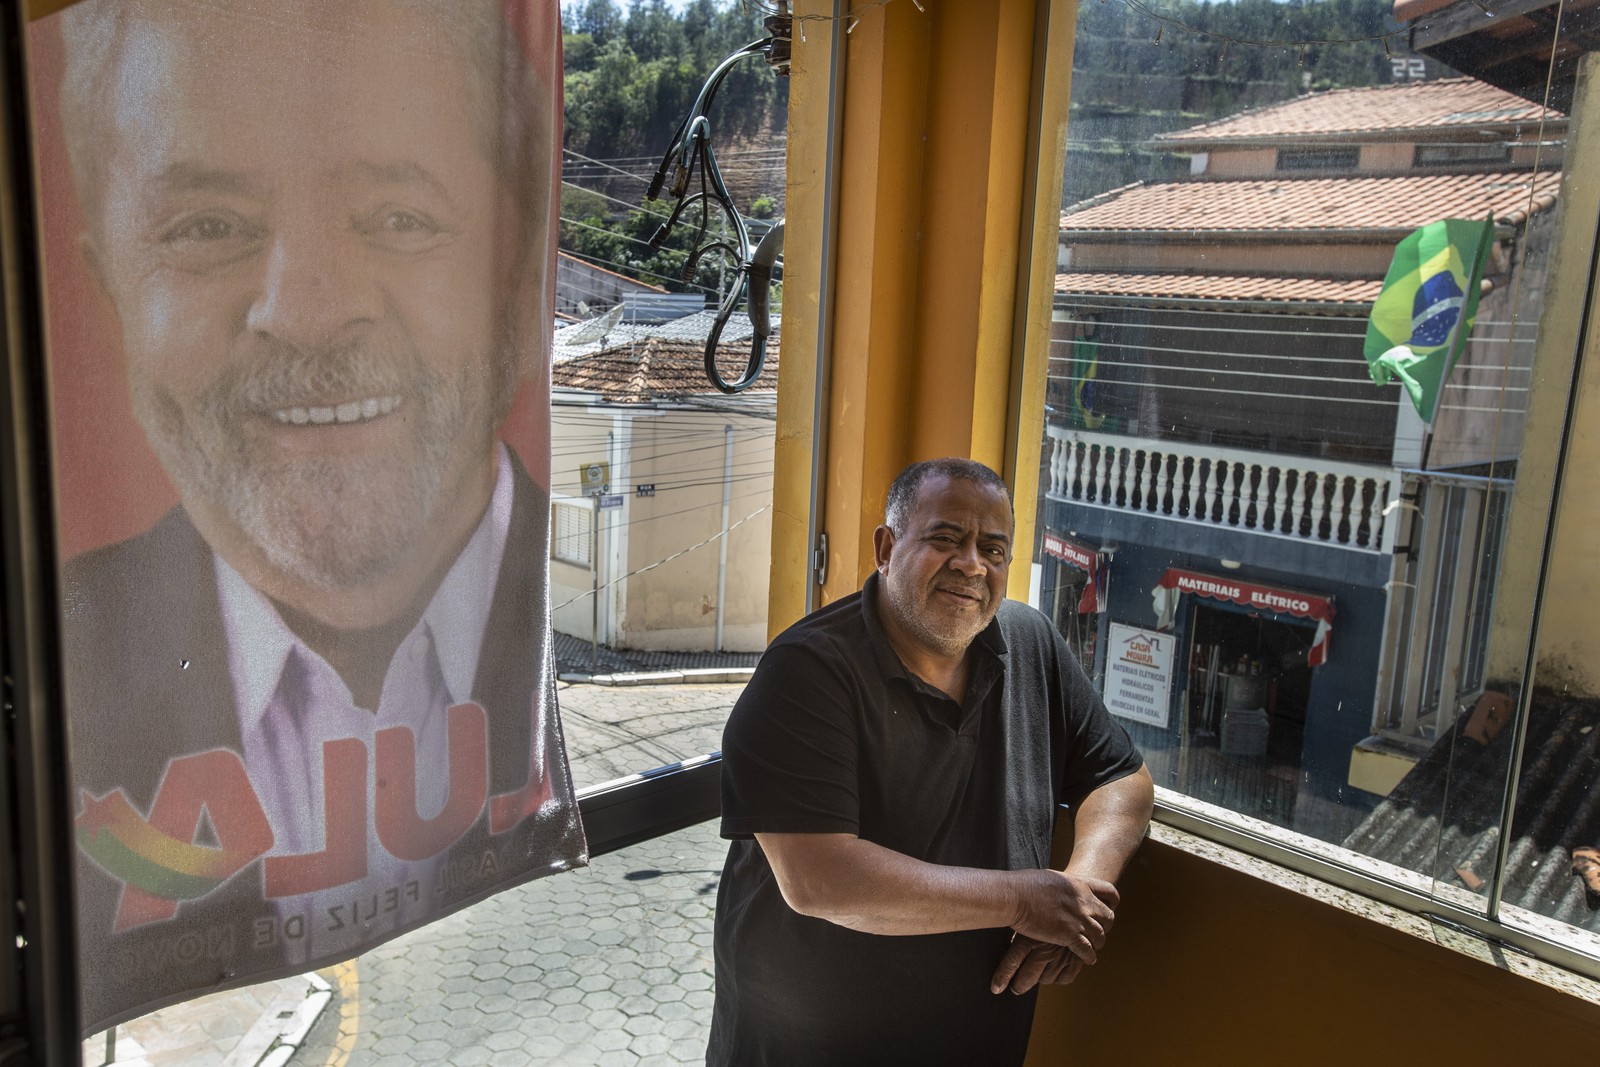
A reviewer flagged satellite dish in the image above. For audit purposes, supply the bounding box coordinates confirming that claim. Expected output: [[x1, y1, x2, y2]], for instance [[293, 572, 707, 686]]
[[561, 303, 625, 345]]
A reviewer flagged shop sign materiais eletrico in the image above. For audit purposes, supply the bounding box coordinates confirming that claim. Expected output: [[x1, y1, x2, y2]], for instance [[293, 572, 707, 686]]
[[1104, 623, 1175, 728]]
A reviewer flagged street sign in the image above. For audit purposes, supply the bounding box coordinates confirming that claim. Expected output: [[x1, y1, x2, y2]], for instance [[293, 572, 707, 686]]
[[636, 484, 656, 497], [579, 461, 609, 497], [599, 494, 625, 510]]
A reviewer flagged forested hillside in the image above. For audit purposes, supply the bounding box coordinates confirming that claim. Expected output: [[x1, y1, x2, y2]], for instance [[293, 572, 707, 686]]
[[560, 0, 788, 295], [555, 0, 1453, 293], [1062, 0, 1452, 204]]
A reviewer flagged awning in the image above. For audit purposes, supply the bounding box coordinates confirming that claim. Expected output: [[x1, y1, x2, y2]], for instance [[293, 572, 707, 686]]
[[1154, 567, 1336, 667], [1043, 532, 1105, 614], [1042, 532, 1096, 572]]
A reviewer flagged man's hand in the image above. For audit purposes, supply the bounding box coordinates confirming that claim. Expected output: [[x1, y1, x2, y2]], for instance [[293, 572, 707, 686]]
[[990, 934, 1084, 995], [1008, 869, 1119, 964]]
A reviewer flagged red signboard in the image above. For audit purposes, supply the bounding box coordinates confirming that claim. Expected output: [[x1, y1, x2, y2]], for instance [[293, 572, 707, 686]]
[[1156, 568, 1335, 666], [1043, 532, 1096, 572]]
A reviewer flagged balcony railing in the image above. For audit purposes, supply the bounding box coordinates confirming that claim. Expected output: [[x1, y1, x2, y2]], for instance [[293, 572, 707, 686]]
[[1045, 426, 1398, 554]]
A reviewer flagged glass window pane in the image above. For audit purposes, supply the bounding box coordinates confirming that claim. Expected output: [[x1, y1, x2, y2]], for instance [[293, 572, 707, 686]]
[[1030, 0, 1594, 965], [36, 0, 786, 1043]]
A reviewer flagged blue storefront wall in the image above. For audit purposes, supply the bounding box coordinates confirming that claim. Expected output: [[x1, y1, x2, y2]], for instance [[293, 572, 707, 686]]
[[1041, 498, 1394, 826]]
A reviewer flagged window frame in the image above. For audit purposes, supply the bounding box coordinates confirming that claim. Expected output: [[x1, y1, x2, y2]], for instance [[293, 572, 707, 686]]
[[1024, 0, 1600, 983]]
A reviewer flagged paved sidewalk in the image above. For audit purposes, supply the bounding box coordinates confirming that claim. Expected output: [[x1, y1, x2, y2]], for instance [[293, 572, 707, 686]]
[[558, 678, 736, 790], [290, 818, 728, 1066], [87, 680, 742, 1066]]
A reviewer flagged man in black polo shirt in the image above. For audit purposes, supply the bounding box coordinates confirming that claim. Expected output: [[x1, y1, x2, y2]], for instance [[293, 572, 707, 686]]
[[709, 457, 1154, 1065]]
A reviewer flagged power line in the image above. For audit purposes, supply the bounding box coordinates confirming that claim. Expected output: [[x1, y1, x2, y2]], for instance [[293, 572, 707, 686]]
[[557, 247, 720, 296], [552, 504, 773, 610]]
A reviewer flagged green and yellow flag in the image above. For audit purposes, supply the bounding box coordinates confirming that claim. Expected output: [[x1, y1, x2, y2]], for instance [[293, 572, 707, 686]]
[[1070, 337, 1106, 431], [1364, 216, 1495, 424]]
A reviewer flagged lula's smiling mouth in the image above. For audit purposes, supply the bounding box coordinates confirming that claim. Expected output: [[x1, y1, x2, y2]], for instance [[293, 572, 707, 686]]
[[270, 395, 402, 426]]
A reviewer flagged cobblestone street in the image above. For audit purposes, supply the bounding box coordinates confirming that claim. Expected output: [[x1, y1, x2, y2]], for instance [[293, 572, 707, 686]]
[[557, 679, 738, 790], [82, 681, 743, 1067], [286, 681, 740, 1066], [289, 819, 728, 1066]]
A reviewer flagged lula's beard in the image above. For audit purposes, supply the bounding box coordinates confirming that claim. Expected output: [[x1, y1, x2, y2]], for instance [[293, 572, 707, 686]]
[[134, 332, 500, 592]]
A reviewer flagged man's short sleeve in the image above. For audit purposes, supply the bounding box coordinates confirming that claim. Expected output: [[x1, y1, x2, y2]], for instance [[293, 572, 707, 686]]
[[720, 640, 863, 839]]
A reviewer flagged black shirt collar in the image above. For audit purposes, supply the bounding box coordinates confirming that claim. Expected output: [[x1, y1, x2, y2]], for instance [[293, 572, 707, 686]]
[[859, 572, 1009, 697]]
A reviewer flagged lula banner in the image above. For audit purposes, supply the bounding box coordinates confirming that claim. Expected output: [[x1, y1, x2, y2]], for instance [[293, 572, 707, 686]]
[[28, 0, 585, 1033]]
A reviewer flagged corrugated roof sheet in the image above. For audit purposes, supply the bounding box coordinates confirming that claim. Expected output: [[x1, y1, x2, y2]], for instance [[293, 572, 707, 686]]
[[553, 310, 776, 363], [1059, 170, 1561, 234], [551, 335, 779, 403], [1157, 77, 1563, 144], [1055, 271, 1382, 305], [1345, 694, 1600, 934]]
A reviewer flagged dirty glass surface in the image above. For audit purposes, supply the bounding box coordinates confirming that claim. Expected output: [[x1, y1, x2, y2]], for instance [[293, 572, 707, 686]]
[[36, 0, 788, 1053], [1029, 0, 1598, 965]]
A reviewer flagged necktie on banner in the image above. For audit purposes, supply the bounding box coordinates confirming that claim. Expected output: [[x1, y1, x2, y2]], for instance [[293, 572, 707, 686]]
[[1364, 216, 1495, 425]]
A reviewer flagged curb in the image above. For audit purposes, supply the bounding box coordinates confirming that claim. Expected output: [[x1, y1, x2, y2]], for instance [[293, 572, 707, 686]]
[[241, 972, 332, 1067], [559, 666, 756, 687]]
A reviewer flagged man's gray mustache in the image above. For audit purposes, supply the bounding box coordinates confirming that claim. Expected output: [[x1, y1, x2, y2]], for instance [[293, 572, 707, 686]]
[[221, 340, 420, 414]]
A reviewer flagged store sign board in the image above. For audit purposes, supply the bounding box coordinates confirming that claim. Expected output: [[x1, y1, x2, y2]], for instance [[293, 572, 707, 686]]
[[1105, 623, 1175, 728], [1155, 567, 1333, 623], [1155, 567, 1335, 667], [1042, 532, 1096, 572]]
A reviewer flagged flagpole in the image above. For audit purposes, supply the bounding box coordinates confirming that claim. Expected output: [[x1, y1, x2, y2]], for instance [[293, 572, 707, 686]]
[[1419, 212, 1496, 471]]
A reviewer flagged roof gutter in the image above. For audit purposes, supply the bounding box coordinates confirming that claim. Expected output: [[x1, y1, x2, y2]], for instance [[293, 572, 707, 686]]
[[1059, 222, 1522, 243], [1148, 122, 1569, 153], [1051, 291, 1372, 316]]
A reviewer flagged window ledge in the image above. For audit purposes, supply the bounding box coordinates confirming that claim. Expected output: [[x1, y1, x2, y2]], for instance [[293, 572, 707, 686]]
[[1147, 818, 1600, 1008]]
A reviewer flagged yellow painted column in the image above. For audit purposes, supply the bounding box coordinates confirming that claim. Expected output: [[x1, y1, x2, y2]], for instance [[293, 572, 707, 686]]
[[771, 0, 1071, 633], [1486, 53, 1600, 698]]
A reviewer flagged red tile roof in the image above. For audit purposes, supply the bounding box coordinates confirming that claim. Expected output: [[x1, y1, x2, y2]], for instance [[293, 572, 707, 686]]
[[556, 250, 668, 292], [1055, 272, 1382, 305], [1157, 78, 1562, 145], [1059, 169, 1561, 235], [551, 336, 779, 402]]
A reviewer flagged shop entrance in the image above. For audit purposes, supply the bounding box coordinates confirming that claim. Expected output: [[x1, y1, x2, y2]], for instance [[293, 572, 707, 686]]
[[1051, 565, 1099, 678], [1179, 602, 1316, 826]]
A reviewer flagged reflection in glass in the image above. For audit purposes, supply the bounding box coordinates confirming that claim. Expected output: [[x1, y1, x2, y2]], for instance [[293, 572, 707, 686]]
[[1032, 0, 1596, 955]]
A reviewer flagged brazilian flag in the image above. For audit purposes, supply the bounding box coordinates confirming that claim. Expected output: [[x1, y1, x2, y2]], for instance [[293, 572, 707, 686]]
[[1070, 337, 1106, 430], [1364, 216, 1495, 424]]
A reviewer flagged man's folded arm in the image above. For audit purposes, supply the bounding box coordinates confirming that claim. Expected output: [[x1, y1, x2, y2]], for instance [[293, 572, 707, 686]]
[[754, 831, 1119, 960], [1062, 764, 1155, 884], [990, 765, 1156, 994]]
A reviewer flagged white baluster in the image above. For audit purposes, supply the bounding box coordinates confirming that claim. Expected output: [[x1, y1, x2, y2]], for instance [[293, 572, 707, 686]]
[[1138, 448, 1155, 512], [1370, 477, 1388, 548], [1223, 461, 1241, 526], [1204, 459, 1221, 525], [1309, 472, 1329, 540], [1186, 457, 1203, 520], [1109, 445, 1126, 507]]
